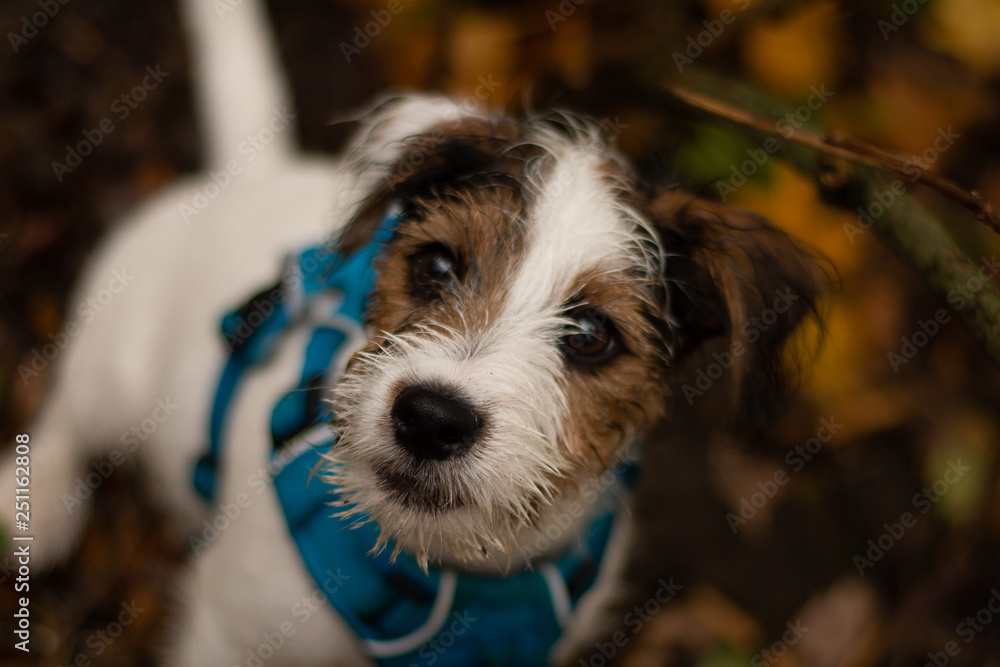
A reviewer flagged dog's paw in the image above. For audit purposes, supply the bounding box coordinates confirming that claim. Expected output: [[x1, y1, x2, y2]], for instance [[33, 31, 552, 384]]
[[549, 598, 623, 667], [549, 633, 586, 667], [550, 626, 614, 667]]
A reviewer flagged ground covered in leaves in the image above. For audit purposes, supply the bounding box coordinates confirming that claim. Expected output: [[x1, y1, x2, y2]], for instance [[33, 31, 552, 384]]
[[2, 0, 1000, 665]]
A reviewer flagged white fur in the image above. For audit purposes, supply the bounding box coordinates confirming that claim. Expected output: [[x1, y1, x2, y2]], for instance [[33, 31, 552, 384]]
[[329, 131, 654, 570], [0, 0, 642, 664]]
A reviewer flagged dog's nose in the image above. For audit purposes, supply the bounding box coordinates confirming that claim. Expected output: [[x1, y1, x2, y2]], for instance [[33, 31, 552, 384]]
[[391, 385, 481, 461]]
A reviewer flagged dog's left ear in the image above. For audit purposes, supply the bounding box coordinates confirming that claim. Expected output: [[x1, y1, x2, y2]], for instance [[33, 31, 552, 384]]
[[646, 189, 823, 421]]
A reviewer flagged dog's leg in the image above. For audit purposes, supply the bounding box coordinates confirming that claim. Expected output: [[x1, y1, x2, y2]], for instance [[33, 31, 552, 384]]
[[549, 516, 635, 667], [162, 443, 376, 667]]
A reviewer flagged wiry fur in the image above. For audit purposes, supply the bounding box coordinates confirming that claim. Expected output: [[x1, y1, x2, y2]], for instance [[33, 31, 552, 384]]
[[0, 0, 823, 664], [322, 114, 682, 571], [328, 324, 571, 568]]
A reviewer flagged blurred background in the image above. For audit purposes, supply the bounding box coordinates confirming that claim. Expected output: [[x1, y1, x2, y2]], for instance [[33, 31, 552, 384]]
[[2, 0, 1000, 664]]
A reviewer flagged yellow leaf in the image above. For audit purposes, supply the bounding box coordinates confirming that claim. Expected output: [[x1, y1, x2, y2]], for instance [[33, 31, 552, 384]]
[[551, 13, 592, 88], [741, 1, 845, 99], [828, 63, 985, 156], [728, 163, 861, 275], [920, 0, 1000, 76], [443, 12, 518, 108], [922, 409, 995, 524]]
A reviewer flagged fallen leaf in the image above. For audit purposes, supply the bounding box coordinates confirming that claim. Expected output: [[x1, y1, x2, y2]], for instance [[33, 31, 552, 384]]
[[740, 1, 846, 99]]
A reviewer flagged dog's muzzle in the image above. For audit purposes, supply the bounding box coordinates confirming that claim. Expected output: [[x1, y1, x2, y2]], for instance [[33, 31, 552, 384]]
[[391, 384, 482, 461]]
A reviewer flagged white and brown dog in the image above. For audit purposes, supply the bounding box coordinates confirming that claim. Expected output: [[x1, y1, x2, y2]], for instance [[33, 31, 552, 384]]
[[2, 0, 820, 664]]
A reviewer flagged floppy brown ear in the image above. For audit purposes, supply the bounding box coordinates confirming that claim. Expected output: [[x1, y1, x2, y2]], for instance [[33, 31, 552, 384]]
[[648, 189, 823, 422], [333, 118, 530, 257]]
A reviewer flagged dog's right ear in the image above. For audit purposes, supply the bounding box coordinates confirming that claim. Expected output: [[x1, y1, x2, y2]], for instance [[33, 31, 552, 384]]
[[333, 113, 530, 257], [646, 188, 823, 422], [333, 181, 399, 258], [333, 135, 495, 256]]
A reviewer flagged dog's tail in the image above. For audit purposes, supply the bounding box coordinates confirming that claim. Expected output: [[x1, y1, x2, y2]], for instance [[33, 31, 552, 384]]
[[180, 0, 296, 172], [0, 396, 94, 570]]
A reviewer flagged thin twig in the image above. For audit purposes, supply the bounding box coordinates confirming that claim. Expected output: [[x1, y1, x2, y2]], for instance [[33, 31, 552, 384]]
[[663, 84, 1000, 235]]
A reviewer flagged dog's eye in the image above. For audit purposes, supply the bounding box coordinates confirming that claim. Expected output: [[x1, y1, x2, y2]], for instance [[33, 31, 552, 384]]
[[410, 244, 460, 300], [561, 307, 621, 366]]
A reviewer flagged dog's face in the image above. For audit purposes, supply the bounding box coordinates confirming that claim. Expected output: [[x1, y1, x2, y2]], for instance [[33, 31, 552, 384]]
[[325, 96, 820, 567]]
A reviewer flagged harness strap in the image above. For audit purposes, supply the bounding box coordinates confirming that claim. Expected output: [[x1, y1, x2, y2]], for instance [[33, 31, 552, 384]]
[[194, 202, 640, 666], [270, 440, 628, 667], [194, 206, 399, 500]]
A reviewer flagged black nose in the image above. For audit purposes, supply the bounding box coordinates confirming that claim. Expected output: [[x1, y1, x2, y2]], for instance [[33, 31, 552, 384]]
[[391, 385, 481, 461]]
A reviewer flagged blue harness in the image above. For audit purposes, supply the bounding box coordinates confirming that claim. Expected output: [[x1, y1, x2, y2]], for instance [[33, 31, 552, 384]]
[[194, 207, 635, 666]]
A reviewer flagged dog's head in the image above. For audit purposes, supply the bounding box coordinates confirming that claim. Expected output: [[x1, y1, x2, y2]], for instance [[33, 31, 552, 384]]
[[324, 95, 821, 567]]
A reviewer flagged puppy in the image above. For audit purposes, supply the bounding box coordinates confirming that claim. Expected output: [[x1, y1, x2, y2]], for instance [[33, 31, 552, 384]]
[[1, 0, 821, 664]]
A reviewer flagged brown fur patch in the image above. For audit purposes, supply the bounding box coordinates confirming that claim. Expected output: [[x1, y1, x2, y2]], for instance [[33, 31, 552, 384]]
[[341, 111, 819, 503], [338, 116, 549, 357], [640, 188, 823, 424], [336, 117, 541, 256], [342, 117, 675, 490], [555, 267, 671, 475], [365, 185, 529, 347]]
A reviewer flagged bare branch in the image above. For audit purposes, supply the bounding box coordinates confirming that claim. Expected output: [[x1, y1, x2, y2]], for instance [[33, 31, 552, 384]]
[[661, 82, 1000, 367], [663, 84, 1000, 234]]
